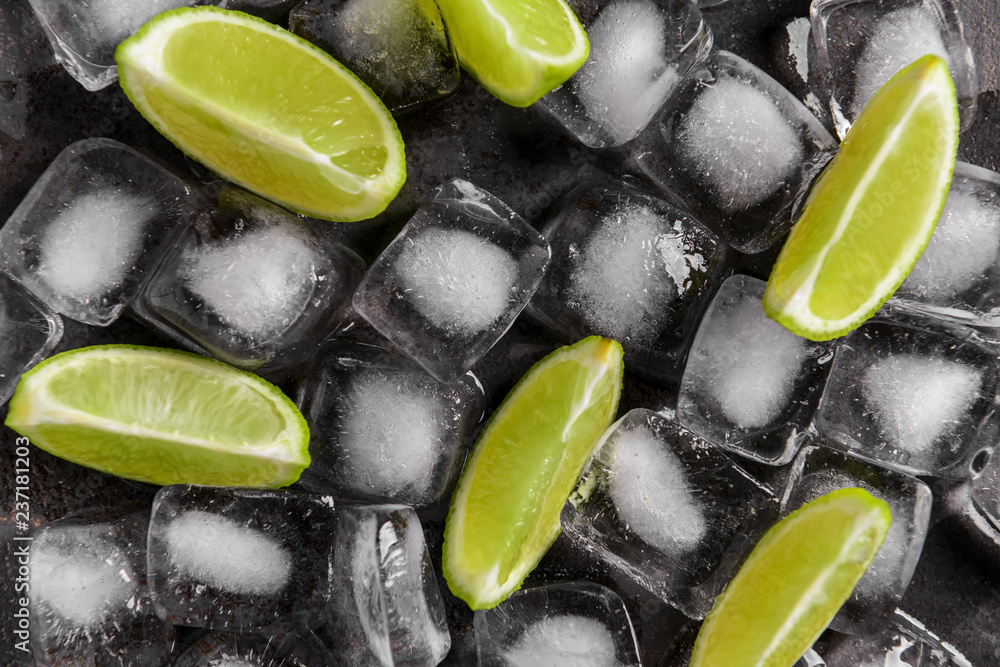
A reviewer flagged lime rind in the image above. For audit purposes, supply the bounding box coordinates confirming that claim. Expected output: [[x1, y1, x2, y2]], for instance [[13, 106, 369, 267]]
[[764, 55, 959, 341], [115, 6, 406, 222], [691, 488, 892, 666], [442, 336, 624, 609]]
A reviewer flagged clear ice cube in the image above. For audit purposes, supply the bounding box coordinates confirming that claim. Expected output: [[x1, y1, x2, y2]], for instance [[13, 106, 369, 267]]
[[26, 0, 214, 91], [289, 0, 460, 113], [0, 272, 62, 404], [134, 188, 364, 374], [474, 582, 640, 667], [0, 138, 193, 326], [297, 338, 485, 512], [629, 50, 837, 253], [561, 409, 777, 618], [29, 513, 174, 667], [168, 631, 333, 666], [539, 0, 712, 148], [526, 179, 729, 388], [810, 0, 978, 138], [147, 485, 339, 634], [677, 275, 836, 465], [814, 320, 1000, 478], [353, 179, 550, 382], [891, 161, 1000, 326], [781, 445, 932, 635], [823, 608, 973, 666]]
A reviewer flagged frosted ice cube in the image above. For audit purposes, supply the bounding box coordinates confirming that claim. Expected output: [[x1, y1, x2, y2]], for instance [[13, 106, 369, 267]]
[[678, 275, 836, 465], [353, 179, 550, 382], [539, 0, 711, 148], [0, 138, 193, 326], [289, 0, 459, 112], [475, 582, 640, 667], [26, 0, 212, 90], [561, 409, 777, 617], [0, 272, 62, 404], [823, 609, 973, 666], [29, 513, 173, 667], [298, 339, 485, 512], [135, 188, 364, 374], [810, 0, 977, 138], [629, 50, 837, 253], [148, 485, 339, 633], [814, 320, 1000, 478], [527, 179, 729, 388], [782, 446, 932, 635]]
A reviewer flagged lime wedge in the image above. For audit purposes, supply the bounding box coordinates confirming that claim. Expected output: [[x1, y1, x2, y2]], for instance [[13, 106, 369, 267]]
[[690, 488, 892, 667], [5, 345, 310, 488], [443, 336, 624, 609], [764, 55, 959, 340], [436, 0, 589, 107], [116, 7, 405, 222]]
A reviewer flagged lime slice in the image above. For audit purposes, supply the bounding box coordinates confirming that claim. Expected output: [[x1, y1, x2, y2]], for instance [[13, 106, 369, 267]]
[[5, 345, 310, 488], [443, 336, 624, 609], [436, 0, 589, 107], [690, 488, 892, 667], [764, 55, 959, 340], [116, 7, 406, 222]]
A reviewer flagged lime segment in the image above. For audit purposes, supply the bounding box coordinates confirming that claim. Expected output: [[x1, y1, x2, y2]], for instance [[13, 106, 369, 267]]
[[690, 488, 892, 667], [764, 55, 959, 340], [5, 345, 310, 487], [436, 0, 589, 107], [443, 336, 624, 609], [116, 7, 405, 222]]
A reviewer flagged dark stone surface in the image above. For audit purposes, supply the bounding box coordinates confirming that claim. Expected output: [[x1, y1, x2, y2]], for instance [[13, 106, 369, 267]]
[[1, 0, 998, 664]]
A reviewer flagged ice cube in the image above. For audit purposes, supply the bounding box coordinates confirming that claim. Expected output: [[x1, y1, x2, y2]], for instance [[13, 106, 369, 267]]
[[353, 179, 550, 382], [629, 50, 837, 253], [527, 179, 729, 388], [677, 275, 836, 465], [823, 609, 973, 666], [298, 339, 485, 512], [0, 138, 193, 326], [0, 272, 63, 404], [167, 631, 333, 667], [814, 320, 1000, 478], [289, 0, 459, 112], [148, 485, 339, 633], [474, 582, 640, 667], [561, 409, 777, 617], [29, 513, 174, 667], [782, 446, 932, 635], [539, 0, 712, 148], [809, 0, 977, 138], [134, 188, 364, 374]]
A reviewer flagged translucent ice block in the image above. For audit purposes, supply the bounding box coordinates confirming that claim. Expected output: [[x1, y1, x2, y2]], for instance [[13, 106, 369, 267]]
[[474, 582, 641, 667], [561, 408, 777, 618], [814, 320, 1000, 478], [148, 485, 339, 634], [168, 631, 333, 666], [135, 188, 364, 374], [0, 138, 193, 326], [353, 179, 551, 382], [629, 50, 837, 253], [297, 339, 485, 512], [810, 0, 977, 139], [823, 608, 973, 666], [289, 0, 460, 113], [538, 0, 712, 148], [0, 272, 63, 404], [677, 275, 836, 465], [527, 179, 729, 387], [781, 445, 932, 635], [29, 513, 174, 667]]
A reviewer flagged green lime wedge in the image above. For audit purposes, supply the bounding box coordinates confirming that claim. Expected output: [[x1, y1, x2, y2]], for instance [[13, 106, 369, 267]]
[[116, 7, 405, 222], [764, 55, 959, 341], [5, 345, 310, 488], [690, 488, 892, 667], [443, 336, 624, 609], [436, 0, 589, 107]]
